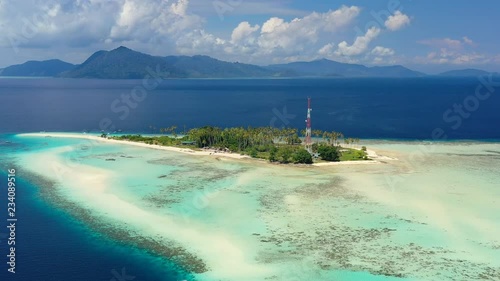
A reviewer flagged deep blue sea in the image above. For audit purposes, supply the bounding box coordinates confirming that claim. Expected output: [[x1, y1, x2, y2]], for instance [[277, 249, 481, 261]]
[[0, 77, 499, 139], [0, 77, 499, 281]]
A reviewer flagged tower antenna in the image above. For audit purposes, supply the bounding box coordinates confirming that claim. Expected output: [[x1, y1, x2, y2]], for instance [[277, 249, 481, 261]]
[[305, 97, 312, 153]]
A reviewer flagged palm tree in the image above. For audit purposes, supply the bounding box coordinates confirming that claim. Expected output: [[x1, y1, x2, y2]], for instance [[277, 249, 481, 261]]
[[170, 125, 178, 139], [312, 129, 323, 142], [336, 132, 344, 146], [322, 131, 330, 145], [286, 128, 298, 145]]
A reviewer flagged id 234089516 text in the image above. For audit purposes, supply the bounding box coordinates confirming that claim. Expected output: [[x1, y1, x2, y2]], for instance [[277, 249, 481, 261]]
[[7, 169, 17, 274]]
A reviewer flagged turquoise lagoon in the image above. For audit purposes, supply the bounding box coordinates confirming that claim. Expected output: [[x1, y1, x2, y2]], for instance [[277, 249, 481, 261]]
[[2, 133, 499, 280]]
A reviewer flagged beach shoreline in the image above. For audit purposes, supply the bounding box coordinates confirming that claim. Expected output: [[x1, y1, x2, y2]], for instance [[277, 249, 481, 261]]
[[18, 132, 396, 166], [20, 132, 251, 158]]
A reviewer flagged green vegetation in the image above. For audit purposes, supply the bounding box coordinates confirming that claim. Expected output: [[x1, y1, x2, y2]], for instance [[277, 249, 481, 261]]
[[268, 146, 278, 162], [107, 125, 368, 165], [277, 146, 293, 164], [110, 134, 188, 147], [317, 145, 341, 162], [293, 149, 313, 164], [339, 148, 369, 161]]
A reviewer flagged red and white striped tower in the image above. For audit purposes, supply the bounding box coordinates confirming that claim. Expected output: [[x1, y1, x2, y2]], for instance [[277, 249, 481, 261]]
[[305, 97, 312, 153]]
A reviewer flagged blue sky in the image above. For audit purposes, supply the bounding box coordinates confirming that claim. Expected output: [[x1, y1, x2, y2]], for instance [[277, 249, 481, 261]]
[[1, 0, 499, 73]]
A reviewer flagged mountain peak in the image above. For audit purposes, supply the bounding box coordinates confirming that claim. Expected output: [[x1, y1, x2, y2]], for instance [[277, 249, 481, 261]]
[[60, 47, 273, 79], [112, 46, 134, 52]]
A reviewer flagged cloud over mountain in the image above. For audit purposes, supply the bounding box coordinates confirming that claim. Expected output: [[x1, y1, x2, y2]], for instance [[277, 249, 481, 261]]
[[0, 0, 498, 72]]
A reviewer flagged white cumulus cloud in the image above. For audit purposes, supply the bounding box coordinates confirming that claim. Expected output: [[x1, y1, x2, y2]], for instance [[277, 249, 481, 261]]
[[371, 46, 395, 57], [198, 5, 361, 63], [171, 0, 189, 16], [231, 21, 260, 44], [384, 11, 410, 31], [335, 27, 381, 56], [318, 43, 335, 56], [0, 0, 203, 50], [257, 6, 360, 51], [321, 5, 361, 32], [261, 17, 285, 34], [0, 2, 407, 66]]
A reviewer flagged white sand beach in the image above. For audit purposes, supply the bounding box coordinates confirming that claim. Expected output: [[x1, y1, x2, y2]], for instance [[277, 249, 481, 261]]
[[21, 132, 395, 166], [14, 133, 500, 280], [20, 132, 251, 160]]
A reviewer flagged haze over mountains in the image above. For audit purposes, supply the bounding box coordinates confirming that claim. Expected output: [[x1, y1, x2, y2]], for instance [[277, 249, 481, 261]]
[[437, 69, 493, 77], [268, 59, 425, 78], [0, 46, 497, 79], [0, 59, 75, 77]]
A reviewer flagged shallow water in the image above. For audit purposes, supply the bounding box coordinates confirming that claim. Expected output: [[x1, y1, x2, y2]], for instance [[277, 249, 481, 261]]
[[4, 134, 500, 280]]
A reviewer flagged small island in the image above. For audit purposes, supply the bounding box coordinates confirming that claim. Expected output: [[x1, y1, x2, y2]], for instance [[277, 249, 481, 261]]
[[105, 125, 368, 165], [102, 98, 369, 165]]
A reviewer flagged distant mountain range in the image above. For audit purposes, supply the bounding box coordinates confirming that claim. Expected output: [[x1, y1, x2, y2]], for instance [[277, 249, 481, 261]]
[[437, 69, 493, 77], [0, 46, 497, 79], [268, 59, 425, 77], [61, 46, 273, 79], [0, 59, 74, 77]]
